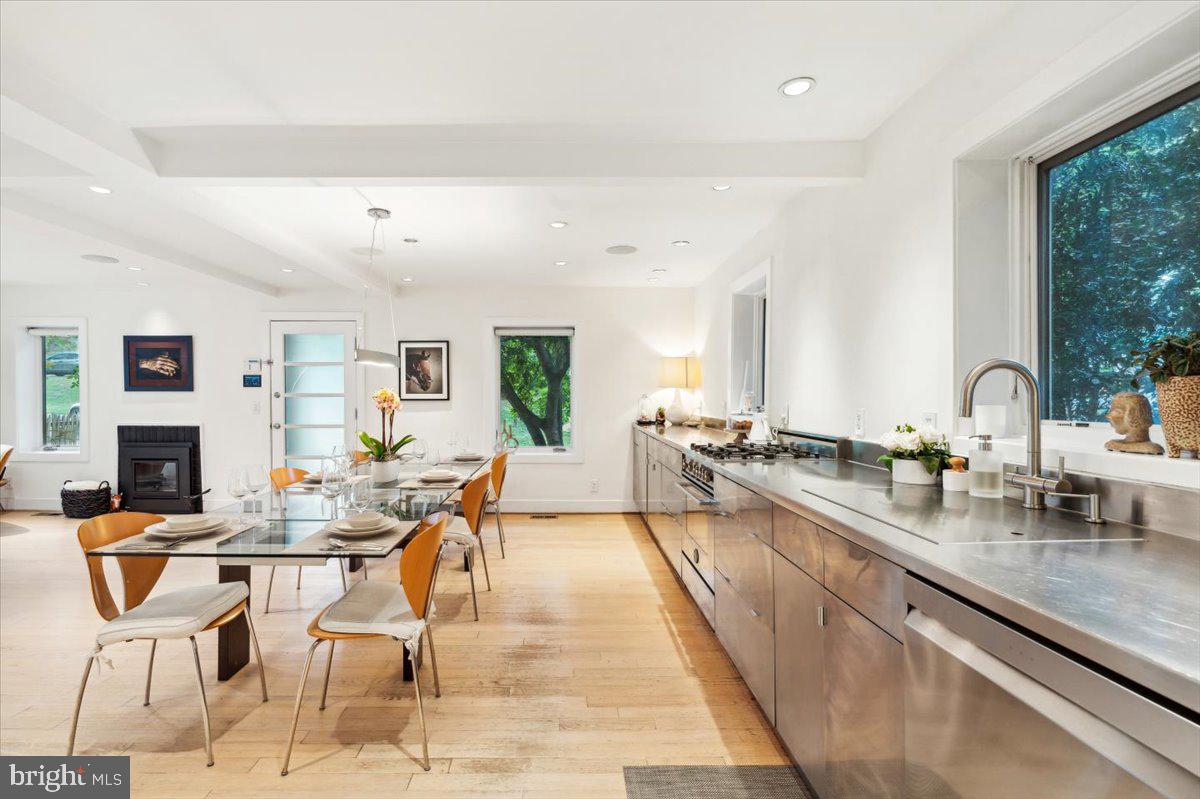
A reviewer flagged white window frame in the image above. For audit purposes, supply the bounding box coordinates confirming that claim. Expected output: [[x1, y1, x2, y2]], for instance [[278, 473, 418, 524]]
[[484, 319, 582, 464], [9, 316, 89, 462]]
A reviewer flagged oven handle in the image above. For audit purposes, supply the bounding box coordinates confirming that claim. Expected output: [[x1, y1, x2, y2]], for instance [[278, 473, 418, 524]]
[[676, 481, 719, 506]]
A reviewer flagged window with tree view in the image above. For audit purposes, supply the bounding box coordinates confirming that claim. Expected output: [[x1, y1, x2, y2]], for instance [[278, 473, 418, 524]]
[[40, 331, 80, 450], [1039, 85, 1199, 422], [497, 329, 573, 450]]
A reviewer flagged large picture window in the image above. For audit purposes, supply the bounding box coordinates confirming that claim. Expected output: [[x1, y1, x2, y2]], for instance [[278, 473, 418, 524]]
[[495, 327, 574, 452], [1038, 83, 1199, 422]]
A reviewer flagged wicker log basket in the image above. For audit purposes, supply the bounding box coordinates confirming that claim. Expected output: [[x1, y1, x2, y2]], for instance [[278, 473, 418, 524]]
[[61, 480, 112, 519]]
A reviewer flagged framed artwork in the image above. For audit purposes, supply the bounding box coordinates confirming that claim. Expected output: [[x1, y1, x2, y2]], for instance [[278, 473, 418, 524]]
[[123, 335, 194, 391], [399, 340, 449, 400]]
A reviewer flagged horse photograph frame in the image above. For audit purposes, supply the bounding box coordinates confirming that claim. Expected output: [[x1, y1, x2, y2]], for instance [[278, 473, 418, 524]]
[[399, 340, 450, 401]]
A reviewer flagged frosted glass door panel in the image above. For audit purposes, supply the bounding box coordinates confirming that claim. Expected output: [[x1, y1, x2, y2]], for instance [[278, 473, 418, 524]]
[[284, 457, 323, 474], [284, 396, 345, 425], [284, 365, 344, 394], [285, 427, 345, 456], [284, 333, 345, 363]]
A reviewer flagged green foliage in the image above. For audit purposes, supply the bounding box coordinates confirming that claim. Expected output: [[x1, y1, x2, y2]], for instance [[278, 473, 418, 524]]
[[1047, 96, 1199, 422], [357, 430, 415, 461], [499, 335, 572, 447], [1129, 330, 1200, 386], [877, 423, 952, 475]]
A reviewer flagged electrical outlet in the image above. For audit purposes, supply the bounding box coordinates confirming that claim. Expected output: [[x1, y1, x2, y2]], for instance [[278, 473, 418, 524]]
[[921, 411, 937, 429], [252, 401, 261, 415], [589, 479, 600, 494], [853, 408, 866, 438]]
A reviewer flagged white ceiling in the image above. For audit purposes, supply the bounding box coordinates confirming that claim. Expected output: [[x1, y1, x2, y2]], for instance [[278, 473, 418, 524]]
[[0, 0, 1015, 293]]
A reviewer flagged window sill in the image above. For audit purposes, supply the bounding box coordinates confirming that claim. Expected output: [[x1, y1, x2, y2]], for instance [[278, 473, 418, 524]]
[[951, 432, 1198, 490], [12, 449, 89, 463], [509, 449, 583, 465]]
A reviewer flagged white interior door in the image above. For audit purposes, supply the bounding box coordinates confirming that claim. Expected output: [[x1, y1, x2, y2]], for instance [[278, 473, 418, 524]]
[[269, 321, 358, 471]]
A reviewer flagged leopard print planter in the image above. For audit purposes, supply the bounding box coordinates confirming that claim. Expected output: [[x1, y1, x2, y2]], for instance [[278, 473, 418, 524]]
[[1156, 375, 1200, 458]]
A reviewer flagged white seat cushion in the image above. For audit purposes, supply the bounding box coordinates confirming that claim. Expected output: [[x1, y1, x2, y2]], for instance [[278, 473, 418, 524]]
[[97, 582, 248, 646], [317, 580, 425, 644]]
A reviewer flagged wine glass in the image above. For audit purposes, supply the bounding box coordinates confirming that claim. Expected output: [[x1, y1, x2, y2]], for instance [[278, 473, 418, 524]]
[[446, 433, 459, 460], [411, 438, 428, 464], [246, 465, 269, 526], [320, 458, 347, 519], [348, 477, 372, 515], [227, 467, 249, 524]]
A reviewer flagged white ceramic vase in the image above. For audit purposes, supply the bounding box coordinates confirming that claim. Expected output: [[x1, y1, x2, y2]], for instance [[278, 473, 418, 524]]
[[891, 458, 937, 486], [370, 458, 401, 485], [665, 389, 689, 425]]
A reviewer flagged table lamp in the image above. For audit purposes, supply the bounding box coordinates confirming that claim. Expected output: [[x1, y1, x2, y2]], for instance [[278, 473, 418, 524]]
[[659, 356, 702, 424]]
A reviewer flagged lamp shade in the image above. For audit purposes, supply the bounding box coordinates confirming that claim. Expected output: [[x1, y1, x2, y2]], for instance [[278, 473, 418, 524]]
[[659, 356, 702, 389]]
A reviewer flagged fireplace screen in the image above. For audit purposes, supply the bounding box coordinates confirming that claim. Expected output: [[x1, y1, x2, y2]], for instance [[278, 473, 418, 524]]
[[133, 460, 179, 495]]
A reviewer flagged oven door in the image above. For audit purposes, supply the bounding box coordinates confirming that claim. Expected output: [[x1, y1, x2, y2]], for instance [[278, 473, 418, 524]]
[[676, 479, 717, 589]]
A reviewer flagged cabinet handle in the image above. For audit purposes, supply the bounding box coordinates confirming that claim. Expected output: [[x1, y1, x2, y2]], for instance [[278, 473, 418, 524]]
[[749, 608, 761, 618], [817, 605, 826, 627], [719, 571, 732, 585], [745, 530, 759, 541]]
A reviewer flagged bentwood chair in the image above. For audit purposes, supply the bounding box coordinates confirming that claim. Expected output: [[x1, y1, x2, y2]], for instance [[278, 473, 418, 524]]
[[451, 450, 509, 558], [281, 511, 448, 774], [69, 512, 268, 766], [445, 471, 493, 621]]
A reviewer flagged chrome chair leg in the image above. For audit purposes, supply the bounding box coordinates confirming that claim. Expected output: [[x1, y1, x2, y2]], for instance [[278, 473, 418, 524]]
[[339, 559, 348, 591], [424, 625, 441, 698], [319, 641, 335, 711], [467, 546, 479, 621], [188, 636, 214, 767], [281, 639, 322, 776], [362, 561, 369, 580], [409, 643, 431, 772], [477, 534, 492, 591], [264, 566, 276, 614], [143, 640, 157, 706], [296, 566, 302, 589], [244, 608, 269, 702], [66, 648, 99, 755], [495, 501, 507, 559]]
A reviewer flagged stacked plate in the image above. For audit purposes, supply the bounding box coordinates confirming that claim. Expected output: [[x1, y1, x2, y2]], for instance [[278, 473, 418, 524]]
[[419, 468, 462, 483], [145, 514, 228, 540], [454, 452, 484, 462], [326, 512, 400, 539], [300, 474, 324, 484]]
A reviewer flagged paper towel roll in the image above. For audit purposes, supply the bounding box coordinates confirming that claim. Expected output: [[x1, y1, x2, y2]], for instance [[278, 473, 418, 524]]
[[974, 405, 1007, 437]]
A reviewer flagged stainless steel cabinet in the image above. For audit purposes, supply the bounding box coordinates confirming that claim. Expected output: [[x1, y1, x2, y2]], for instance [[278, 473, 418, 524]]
[[632, 432, 647, 518], [647, 458, 664, 545], [713, 475, 774, 628], [774, 552, 825, 790], [773, 505, 824, 581], [715, 568, 775, 723], [658, 466, 685, 576], [820, 529, 905, 640]]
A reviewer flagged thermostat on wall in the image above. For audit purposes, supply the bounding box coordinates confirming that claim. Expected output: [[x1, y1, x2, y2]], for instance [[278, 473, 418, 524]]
[[245, 358, 262, 372], [243, 374, 262, 388]]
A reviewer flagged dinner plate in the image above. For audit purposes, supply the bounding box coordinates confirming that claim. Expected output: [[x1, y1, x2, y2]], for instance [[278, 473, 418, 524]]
[[145, 519, 228, 540], [329, 516, 391, 534], [301, 474, 324, 484], [327, 517, 399, 539], [160, 514, 217, 532], [454, 453, 484, 461]]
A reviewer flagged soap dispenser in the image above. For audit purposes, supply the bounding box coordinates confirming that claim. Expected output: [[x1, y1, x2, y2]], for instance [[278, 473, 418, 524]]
[[968, 434, 1004, 499]]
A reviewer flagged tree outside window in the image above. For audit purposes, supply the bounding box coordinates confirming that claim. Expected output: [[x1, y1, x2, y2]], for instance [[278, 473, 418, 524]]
[[498, 334, 572, 448], [42, 333, 80, 449]]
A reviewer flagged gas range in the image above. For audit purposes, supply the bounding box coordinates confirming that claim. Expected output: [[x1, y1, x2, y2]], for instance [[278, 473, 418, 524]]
[[681, 432, 845, 493]]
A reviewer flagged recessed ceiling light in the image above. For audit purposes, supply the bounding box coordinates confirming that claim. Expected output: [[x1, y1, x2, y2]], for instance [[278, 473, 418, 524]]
[[549, 220, 569, 229], [88, 185, 112, 195], [712, 185, 732, 191], [671, 240, 691, 247], [606, 245, 637, 255], [81, 254, 119, 263], [401, 276, 414, 283], [127, 266, 143, 272], [136, 282, 149, 287], [651, 268, 667, 274], [280, 267, 295, 273], [554, 261, 568, 267], [778, 76, 817, 97], [403, 238, 419, 244]]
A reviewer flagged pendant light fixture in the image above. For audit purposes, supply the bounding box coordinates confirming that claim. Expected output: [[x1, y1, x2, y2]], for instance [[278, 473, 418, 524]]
[[354, 206, 403, 369]]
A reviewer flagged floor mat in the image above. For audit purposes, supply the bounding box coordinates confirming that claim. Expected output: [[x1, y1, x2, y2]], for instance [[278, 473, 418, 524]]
[[624, 765, 812, 799]]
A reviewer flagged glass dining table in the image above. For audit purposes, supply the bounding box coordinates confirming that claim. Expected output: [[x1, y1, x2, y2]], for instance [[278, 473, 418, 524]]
[[86, 459, 487, 681]]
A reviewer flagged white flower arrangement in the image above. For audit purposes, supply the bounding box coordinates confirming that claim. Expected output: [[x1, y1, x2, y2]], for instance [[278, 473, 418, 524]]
[[878, 423, 951, 475]]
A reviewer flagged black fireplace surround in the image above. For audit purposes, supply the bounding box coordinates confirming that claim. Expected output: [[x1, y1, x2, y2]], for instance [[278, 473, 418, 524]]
[[117, 425, 203, 513]]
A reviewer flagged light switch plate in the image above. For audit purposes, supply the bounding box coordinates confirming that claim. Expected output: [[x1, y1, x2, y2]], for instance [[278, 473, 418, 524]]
[[853, 408, 866, 438], [245, 358, 261, 373], [921, 411, 937, 428]]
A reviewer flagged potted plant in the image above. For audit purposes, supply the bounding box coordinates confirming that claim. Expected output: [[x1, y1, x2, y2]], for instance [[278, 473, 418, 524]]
[[1129, 330, 1200, 458], [359, 388, 415, 483], [877, 424, 951, 485]]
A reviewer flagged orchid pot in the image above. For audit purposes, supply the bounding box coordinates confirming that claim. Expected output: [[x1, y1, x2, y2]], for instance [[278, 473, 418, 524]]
[[370, 458, 402, 485], [359, 387, 414, 484]]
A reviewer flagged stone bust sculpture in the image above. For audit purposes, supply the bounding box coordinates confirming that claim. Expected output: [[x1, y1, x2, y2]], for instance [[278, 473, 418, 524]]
[[1105, 392, 1164, 455]]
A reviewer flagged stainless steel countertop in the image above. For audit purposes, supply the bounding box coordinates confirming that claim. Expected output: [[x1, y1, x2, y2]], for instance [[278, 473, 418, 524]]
[[637, 424, 1200, 713]]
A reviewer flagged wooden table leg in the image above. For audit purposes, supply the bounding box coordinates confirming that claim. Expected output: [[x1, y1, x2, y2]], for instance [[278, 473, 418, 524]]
[[218, 564, 251, 681]]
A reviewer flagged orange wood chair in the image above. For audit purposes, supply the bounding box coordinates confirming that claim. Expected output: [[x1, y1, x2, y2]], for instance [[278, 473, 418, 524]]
[[70, 512, 267, 765], [488, 450, 510, 558], [266, 467, 315, 611], [281, 511, 449, 775], [445, 471, 492, 621]]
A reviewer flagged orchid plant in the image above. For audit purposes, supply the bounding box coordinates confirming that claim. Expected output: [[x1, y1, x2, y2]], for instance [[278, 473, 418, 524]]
[[358, 387, 414, 462], [877, 423, 952, 475]]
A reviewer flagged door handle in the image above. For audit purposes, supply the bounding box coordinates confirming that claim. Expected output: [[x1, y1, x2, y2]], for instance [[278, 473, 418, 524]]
[[817, 605, 826, 627], [273, 391, 281, 398], [271, 423, 281, 429], [749, 608, 761, 618]]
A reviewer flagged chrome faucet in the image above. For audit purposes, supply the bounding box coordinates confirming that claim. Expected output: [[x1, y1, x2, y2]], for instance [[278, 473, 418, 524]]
[[959, 358, 1070, 510]]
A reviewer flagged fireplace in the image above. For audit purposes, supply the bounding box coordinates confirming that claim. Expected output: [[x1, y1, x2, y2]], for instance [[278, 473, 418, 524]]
[[118, 426, 203, 513]]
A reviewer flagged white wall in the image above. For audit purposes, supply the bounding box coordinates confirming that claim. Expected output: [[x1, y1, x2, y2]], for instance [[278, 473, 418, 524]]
[[694, 1, 1196, 443], [0, 281, 693, 510]]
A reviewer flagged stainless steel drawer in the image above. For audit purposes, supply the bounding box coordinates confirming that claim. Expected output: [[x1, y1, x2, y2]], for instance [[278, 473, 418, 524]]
[[735, 482, 772, 548], [714, 519, 774, 628], [655, 440, 683, 474], [683, 531, 713, 588], [773, 505, 824, 582], [820, 528, 904, 639], [716, 570, 775, 723], [680, 557, 715, 627]]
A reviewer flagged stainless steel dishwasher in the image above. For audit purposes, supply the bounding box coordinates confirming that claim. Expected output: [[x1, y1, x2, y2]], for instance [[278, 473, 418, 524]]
[[904, 575, 1199, 799]]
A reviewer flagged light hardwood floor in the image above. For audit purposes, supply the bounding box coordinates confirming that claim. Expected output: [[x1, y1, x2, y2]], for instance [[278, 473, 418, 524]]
[[0, 510, 788, 798]]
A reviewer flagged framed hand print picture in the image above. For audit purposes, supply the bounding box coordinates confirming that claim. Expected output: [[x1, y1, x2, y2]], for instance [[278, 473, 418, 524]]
[[123, 335, 194, 391]]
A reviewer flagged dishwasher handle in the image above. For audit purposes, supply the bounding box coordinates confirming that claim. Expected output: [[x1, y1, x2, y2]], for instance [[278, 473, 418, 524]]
[[675, 481, 719, 506]]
